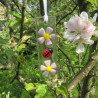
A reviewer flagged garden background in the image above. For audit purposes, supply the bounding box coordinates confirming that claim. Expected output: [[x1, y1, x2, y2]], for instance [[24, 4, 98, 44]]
[[0, 0, 98, 98]]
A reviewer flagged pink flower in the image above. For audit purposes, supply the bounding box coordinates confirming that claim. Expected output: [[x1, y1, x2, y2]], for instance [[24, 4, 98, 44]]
[[63, 11, 97, 54], [38, 27, 56, 46], [40, 60, 57, 77]]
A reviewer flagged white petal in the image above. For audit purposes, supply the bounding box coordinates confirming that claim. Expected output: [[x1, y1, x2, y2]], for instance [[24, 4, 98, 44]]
[[40, 65, 46, 71], [71, 35, 80, 44], [93, 31, 98, 37], [80, 11, 88, 21], [63, 31, 77, 41], [38, 28, 45, 36], [50, 34, 56, 39], [50, 69, 56, 75], [46, 27, 53, 33], [83, 39, 94, 45], [91, 13, 98, 23], [64, 22, 68, 28], [67, 17, 77, 31], [51, 63, 57, 68], [76, 43, 85, 54], [38, 37, 45, 44], [45, 39, 52, 45], [44, 60, 51, 66], [43, 71, 49, 77]]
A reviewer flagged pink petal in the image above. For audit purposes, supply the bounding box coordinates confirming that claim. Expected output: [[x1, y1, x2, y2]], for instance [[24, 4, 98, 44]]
[[71, 35, 80, 44], [38, 28, 45, 36], [46, 27, 53, 33], [45, 39, 52, 45], [50, 34, 56, 40], [43, 71, 49, 77], [50, 69, 56, 75], [40, 65, 46, 71], [44, 60, 51, 66], [38, 37, 45, 44], [67, 15, 80, 31], [51, 63, 57, 68]]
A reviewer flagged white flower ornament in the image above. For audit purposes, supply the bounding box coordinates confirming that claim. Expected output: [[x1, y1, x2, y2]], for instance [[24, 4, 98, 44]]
[[38, 27, 56, 45], [40, 60, 57, 77]]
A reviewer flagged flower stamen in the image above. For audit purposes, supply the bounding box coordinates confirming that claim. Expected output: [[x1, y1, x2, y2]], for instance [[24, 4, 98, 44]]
[[44, 33, 50, 40], [76, 30, 80, 34], [46, 66, 52, 72]]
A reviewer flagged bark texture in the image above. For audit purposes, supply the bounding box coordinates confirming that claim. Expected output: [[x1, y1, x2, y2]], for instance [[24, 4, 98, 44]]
[[67, 50, 98, 92]]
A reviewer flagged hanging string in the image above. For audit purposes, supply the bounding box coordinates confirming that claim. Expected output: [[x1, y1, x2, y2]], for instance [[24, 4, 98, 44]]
[[43, 0, 48, 22]]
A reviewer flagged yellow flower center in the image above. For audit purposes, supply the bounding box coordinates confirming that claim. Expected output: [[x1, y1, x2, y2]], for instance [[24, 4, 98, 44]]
[[78, 38, 83, 43], [44, 33, 50, 40], [46, 66, 52, 72], [76, 30, 80, 34]]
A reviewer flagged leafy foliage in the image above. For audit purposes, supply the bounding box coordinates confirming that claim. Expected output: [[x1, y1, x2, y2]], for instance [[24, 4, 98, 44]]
[[0, 0, 98, 98]]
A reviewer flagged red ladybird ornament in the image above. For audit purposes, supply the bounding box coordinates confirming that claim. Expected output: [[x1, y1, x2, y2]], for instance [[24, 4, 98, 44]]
[[43, 48, 53, 58]]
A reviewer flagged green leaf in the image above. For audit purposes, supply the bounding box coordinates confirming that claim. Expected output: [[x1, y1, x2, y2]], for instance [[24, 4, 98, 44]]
[[6, 49, 15, 59], [56, 86, 68, 98], [6, 92, 10, 98], [17, 45, 23, 52], [25, 83, 36, 91], [0, 37, 6, 45], [9, 19, 21, 27], [87, 0, 94, 4], [7, 11, 21, 19], [72, 87, 79, 98], [35, 84, 47, 98]]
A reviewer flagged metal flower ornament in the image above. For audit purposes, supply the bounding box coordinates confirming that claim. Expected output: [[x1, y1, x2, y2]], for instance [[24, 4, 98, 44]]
[[38, 27, 56, 45], [40, 60, 57, 77], [63, 11, 97, 54]]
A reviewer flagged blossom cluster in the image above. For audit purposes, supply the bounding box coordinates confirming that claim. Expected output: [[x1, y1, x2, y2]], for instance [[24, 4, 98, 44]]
[[63, 12, 97, 54]]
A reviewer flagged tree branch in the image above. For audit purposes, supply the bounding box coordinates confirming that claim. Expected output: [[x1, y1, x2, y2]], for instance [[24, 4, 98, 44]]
[[56, 4, 77, 25], [0, 66, 11, 70], [18, 75, 27, 86], [57, 44, 75, 74], [0, 59, 6, 66], [20, 0, 27, 38], [39, 0, 44, 16], [67, 50, 98, 92]]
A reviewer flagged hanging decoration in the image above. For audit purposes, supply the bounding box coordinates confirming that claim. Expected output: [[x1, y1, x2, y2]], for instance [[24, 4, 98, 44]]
[[36, 0, 57, 77]]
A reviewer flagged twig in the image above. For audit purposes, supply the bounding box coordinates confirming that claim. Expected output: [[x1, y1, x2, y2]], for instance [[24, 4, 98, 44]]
[[56, 4, 77, 25], [12, 0, 22, 13], [57, 54, 71, 73], [0, 59, 6, 66], [18, 75, 27, 86], [10, 0, 27, 84], [81, 45, 89, 64], [10, 62, 20, 83], [20, 0, 27, 38], [57, 44, 71, 63], [57, 44, 76, 74], [0, 66, 11, 70]]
